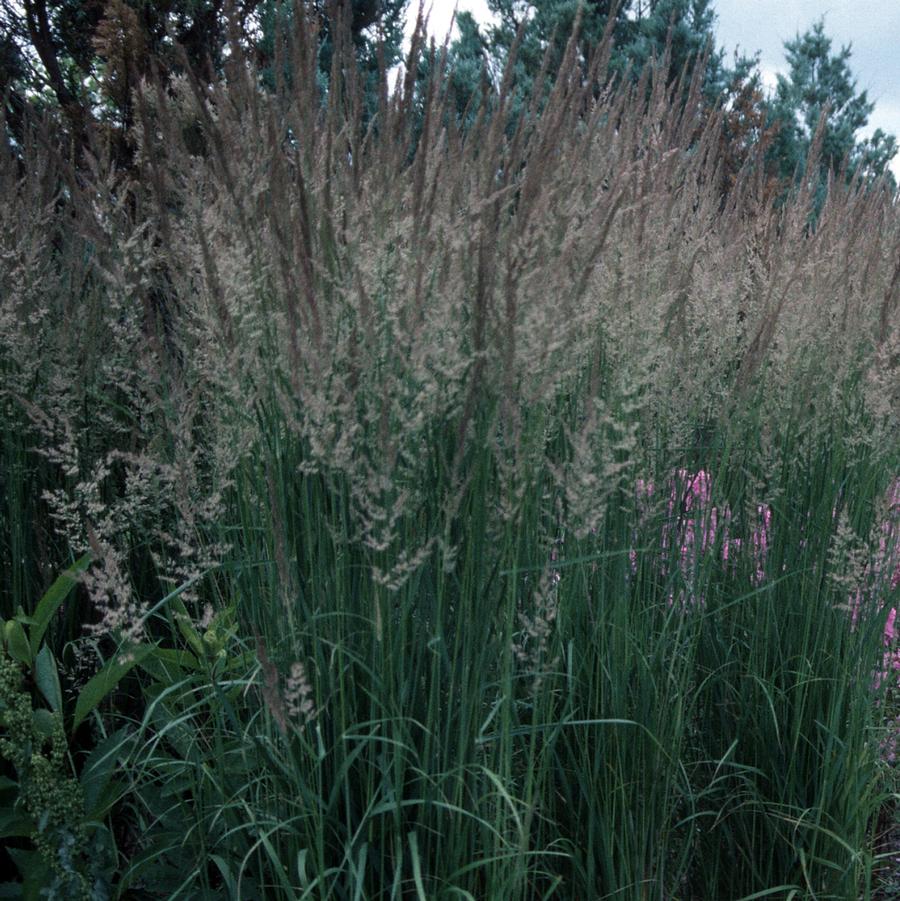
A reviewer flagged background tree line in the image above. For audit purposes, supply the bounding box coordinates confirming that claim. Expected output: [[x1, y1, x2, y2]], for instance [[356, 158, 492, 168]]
[[1, 0, 896, 195]]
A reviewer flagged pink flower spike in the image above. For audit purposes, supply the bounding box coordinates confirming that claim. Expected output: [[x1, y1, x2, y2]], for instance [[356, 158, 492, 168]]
[[886, 608, 898, 646]]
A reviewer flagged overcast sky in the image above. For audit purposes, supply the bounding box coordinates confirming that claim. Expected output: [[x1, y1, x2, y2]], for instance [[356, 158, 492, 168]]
[[413, 1, 900, 178]]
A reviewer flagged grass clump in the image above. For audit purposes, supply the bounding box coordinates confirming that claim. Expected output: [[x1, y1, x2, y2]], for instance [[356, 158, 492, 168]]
[[1, 5, 899, 898]]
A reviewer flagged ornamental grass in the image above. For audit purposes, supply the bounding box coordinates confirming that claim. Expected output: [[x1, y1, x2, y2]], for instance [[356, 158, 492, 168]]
[[1, 6, 899, 898]]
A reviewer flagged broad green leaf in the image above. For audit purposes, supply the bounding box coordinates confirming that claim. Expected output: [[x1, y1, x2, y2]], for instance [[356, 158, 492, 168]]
[[170, 597, 206, 660], [152, 647, 199, 667], [3, 620, 31, 667], [225, 650, 257, 671], [72, 645, 155, 732], [83, 779, 126, 822], [7, 848, 49, 901], [0, 810, 32, 840], [80, 728, 133, 817], [149, 646, 199, 672], [29, 554, 91, 657], [33, 646, 62, 714]]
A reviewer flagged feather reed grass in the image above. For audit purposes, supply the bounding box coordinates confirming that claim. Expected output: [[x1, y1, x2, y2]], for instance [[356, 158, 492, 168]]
[[1, 4, 899, 897]]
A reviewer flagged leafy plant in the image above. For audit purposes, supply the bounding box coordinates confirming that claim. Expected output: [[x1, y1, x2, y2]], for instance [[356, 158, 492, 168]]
[[0, 556, 132, 899]]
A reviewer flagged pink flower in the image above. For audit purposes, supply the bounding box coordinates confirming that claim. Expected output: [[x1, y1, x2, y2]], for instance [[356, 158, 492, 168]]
[[630, 467, 773, 606], [664, 469, 719, 608], [886, 608, 897, 645]]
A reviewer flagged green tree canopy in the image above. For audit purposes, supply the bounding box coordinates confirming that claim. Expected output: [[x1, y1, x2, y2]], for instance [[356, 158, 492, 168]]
[[767, 19, 897, 185], [1, 0, 268, 160], [459, 0, 728, 104], [0, 0, 409, 162], [256, 0, 407, 110]]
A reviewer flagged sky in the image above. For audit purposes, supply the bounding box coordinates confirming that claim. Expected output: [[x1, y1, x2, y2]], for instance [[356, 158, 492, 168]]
[[409, 0, 900, 179]]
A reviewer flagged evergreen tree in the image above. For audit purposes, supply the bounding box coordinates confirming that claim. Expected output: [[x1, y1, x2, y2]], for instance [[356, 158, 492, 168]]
[[256, 0, 407, 103], [767, 19, 897, 185], [716, 52, 781, 197], [442, 10, 492, 127], [0, 0, 409, 162], [469, 0, 726, 104], [0, 0, 267, 160], [627, 0, 726, 99]]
